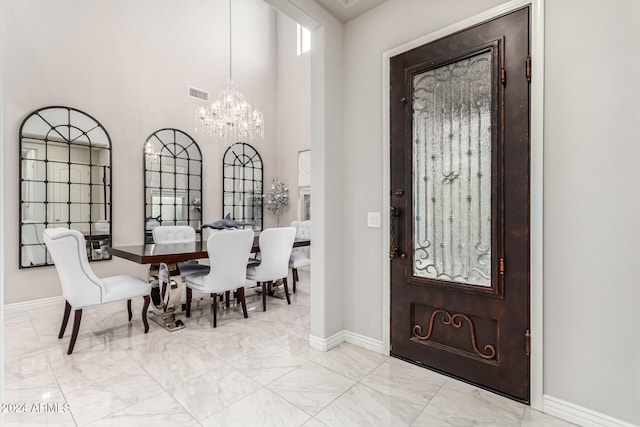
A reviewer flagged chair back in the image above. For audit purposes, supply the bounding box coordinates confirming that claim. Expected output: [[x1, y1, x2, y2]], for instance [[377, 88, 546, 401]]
[[291, 220, 311, 259], [203, 229, 254, 292], [254, 227, 296, 281], [153, 225, 197, 244], [94, 220, 110, 234], [43, 228, 103, 308]]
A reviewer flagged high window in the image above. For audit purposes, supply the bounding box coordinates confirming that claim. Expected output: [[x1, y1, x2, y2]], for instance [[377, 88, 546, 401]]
[[297, 24, 311, 56]]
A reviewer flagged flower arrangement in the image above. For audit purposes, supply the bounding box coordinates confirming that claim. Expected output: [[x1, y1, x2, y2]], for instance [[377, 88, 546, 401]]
[[191, 198, 201, 212], [263, 177, 289, 218]]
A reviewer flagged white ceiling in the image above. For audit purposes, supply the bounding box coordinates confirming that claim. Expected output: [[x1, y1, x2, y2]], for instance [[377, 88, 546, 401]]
[[312, 0, 388, 22]]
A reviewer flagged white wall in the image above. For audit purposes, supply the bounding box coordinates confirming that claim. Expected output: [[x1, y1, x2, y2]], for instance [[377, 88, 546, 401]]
[[0, 13, 5, 411], [543, 0, 640, 424], [340, 0, 640, 425], [1, 0, 278, 303], [275, 13, 311, 227]]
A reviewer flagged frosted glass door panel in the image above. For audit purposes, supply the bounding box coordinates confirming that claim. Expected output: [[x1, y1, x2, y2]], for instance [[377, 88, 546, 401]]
[[413, 52, 492, 287]]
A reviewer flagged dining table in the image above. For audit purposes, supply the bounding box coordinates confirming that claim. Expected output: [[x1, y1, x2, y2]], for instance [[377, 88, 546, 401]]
[[110, 235, 310, 331]]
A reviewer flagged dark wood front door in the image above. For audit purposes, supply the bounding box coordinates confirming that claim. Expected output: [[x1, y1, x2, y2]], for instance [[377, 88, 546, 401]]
[[390, 7, 530, 402]]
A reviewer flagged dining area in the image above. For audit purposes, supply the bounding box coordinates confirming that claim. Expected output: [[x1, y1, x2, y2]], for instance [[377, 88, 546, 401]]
[[42, 221, 311, 354], [14, 98, 313, 352]]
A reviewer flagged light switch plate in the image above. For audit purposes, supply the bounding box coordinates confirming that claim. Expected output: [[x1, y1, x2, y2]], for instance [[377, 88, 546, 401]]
[[367, 212, 381, 228]]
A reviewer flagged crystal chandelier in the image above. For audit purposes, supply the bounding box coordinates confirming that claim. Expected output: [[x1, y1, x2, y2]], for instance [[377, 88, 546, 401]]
[[195, 0, 264, 144]]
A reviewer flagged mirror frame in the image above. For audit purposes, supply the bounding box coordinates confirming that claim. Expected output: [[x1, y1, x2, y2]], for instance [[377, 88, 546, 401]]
[[143, 128, 203, 243], [222, 142, 263, 231], [19, 106, 113, 268]]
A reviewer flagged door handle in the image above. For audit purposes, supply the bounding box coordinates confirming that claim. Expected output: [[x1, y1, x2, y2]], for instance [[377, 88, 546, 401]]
[[390, 206, 405, 260]]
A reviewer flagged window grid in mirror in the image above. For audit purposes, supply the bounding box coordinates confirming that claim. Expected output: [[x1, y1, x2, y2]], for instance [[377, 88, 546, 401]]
[[144, 129, 202, 243], [223, 143, 263, 230], [19, 106, 112, 268]]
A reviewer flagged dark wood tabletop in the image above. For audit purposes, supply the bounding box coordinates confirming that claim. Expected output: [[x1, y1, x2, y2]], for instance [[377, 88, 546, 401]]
[[110, 236, 310, 265]]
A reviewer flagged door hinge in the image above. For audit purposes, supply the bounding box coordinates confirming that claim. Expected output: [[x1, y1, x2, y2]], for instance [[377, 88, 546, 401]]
[[500, 67, 506, 85], [499, 257, 505, 275], [525, 329, 531, 356], [525, 55, 531, 82]]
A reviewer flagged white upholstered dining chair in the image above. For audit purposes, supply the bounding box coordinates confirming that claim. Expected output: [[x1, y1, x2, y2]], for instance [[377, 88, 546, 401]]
[[152, 225, 210, 277], [289, 220, 311, 294], [43, 228, 151, 354], [246, 227, 296, 311], [183, 228, 254, 328]]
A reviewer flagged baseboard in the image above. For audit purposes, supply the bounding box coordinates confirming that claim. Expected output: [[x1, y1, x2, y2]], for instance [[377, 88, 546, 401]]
[[343, 331, 386, 354], [543, 395, 638, 427], [309, 330, 344, 352], [4, 296, 64, 314], [309, 329, 386, 355]]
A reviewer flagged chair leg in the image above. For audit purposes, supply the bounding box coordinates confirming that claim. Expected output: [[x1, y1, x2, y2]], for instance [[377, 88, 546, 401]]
[[58, 301, 72, 339], [225, 290, 230, 308], [238, 287, 248, 319], [127, 299, 133, 321], [67, 309, 83, 355], [292, 268, 299, 294], [261, 282, 267, 311], [211, 293, 218, 328], [282, 277, 291, 305], [186, 287, 192, 318], [142, 295, 150, 333]]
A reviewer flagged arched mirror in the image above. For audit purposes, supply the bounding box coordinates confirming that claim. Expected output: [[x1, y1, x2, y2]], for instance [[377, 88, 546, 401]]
[[144, 129, 202, 243], [20, 106, 112, 268], [223, 143, 263, 230]]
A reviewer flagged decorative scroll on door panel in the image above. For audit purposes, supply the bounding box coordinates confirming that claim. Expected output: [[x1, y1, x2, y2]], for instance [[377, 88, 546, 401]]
[[411, 303, 497, 364], [413, 51, 492, 287]]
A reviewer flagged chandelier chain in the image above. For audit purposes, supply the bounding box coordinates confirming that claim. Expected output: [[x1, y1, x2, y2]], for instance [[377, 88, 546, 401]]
[[194, 0, 265, 144], [229, 0, 232, 80]]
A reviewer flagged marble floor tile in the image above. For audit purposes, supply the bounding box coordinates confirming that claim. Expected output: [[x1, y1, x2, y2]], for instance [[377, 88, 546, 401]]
[[130, 341, 226, 389], [4, 316, 44, 357], [233, 343, 308, 385], [272, 333, 322, 361], [4, 310, 31, 323], [360, 357, 446, 412], [201, 326, 278, 363], [315, 383, 422, 427], [86, 391, 198, 427], [63, 370, 164, 425], [200, 387, 311, 427], [268, 361, 355, 416], [170, 366, 262, 421], [47, 347, 143, 395], [521, 407, 578, 426], [27, 304, 70, 321], [313, 342, 388, 381], [112, 325, 183, 352], [3, 369, 65, 403], [2, 408, 77, 426], [303, 418, 330, 427], [412, 379, 527, 426], [3, 349, 50, 385]]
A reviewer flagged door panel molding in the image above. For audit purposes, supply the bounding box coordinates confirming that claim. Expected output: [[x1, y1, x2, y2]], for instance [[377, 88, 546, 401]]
[[412, 308, 498, 362]]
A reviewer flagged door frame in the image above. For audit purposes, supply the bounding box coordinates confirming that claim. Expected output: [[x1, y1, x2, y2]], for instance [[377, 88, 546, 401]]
[[382, 0, 544, 410]]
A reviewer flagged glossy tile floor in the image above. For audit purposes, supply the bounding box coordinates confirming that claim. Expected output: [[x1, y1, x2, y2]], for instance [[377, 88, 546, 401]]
[[3, 268, 574, 426]]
